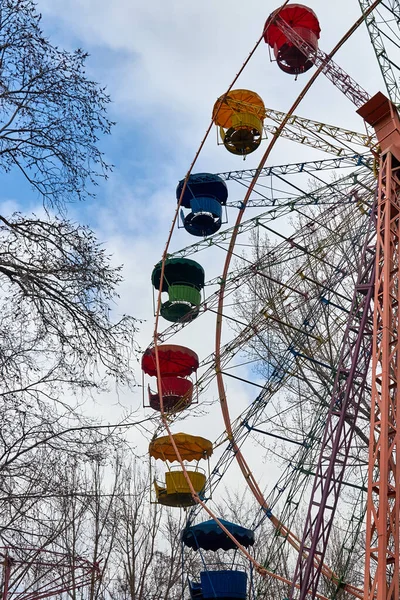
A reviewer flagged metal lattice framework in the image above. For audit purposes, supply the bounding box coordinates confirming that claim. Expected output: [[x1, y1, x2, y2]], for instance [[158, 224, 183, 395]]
[[170, 168, 374, 258], [358, 0, 400, 107], [177, 191, 372, 599], [263, 107, 375, 154], [268, 9, 400, 598], [217, 155, 372, 185], [289, 212, 375, 599], [0, 547, 99, 600], [271, 14, 371, 107], [363, 106, 400, 599], [147, 3, 400, 600]]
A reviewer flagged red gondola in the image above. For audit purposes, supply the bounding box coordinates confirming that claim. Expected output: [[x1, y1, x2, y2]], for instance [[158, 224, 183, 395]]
[[264, 4, 320, 75]]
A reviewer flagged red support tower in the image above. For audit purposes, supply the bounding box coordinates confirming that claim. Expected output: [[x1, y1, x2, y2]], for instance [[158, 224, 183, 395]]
[[357, 93, 400, 600], [0, 547, 100, 600]]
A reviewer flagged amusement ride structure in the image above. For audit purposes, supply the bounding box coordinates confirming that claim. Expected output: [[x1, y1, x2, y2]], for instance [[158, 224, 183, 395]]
[[142, 2, 400, 600], [0, 547, 99, 600]]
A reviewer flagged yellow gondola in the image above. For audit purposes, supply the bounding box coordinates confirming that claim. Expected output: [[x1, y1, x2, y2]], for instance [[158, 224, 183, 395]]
[[212, 89, 265, 156], [150, 433, 213, 507]]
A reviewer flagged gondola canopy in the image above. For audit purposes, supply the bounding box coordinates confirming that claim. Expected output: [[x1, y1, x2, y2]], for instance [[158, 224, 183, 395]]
[[212, 90, 265, 128], [152, 258, 205, 292], [149, 433, 213, 462], [176, 173, 228, 209], [182, 519, 255, 551], [141, 345, 199, 377]]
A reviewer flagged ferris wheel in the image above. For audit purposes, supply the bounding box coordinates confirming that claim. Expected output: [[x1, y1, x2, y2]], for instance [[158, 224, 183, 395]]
[[141, 2, 400, 600]]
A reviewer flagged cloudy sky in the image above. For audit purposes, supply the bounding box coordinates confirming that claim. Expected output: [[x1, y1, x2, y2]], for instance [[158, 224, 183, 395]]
[[2, 1, 393, 500]]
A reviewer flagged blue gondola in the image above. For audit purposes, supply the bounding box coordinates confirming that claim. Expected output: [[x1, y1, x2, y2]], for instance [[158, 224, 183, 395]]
[[184, 519, 255, 600], [176, 173, 228, 237]]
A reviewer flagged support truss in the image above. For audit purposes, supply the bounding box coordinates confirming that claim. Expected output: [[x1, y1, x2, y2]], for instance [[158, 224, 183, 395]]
[[171, 168, 374, 258], [359, 0, 400, 108], [263, 108, 375, 154], [356, 92, 400, 600], [0, 547, 99, 600], [216, 154, 372, 184], [272, 15, 370, 108], [365, 148, 400, 600], [288, 211, 376, 600]]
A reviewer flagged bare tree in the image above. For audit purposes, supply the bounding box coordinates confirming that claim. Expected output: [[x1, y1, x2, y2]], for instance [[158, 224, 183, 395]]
[[0, 213, 138, 401], [0, 3, 139, 473], [0, 457, 196, 600], [0, 452, 123, 600], [0, 0, 113, 206], [111, 462, 190, 600], [0, 3, 141, 577], [0, 211, 140, 516]]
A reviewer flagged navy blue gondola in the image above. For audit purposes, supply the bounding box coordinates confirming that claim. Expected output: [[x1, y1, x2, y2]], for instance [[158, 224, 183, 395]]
[[176, 173, 228, 237], [184, 520, 254, 600], [201, 570, 247, 600]]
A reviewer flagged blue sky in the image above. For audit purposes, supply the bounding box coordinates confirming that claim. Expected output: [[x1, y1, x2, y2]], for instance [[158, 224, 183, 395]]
[[1, 1, 390, 488]]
